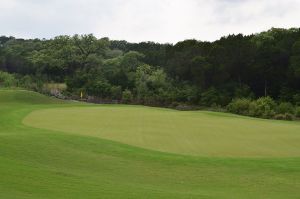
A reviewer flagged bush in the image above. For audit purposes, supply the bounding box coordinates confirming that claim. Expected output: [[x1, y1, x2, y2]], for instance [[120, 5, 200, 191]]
[[122, 89, 133, 103], [200, 87, 221, 106], [277, 102, 294, 114], [285, 113, 294, 121], [16, 74, 48, 92], [273, 114, 285, 120], [248, 96, 276, 118], [227, 98, 251, 115], [175, 104, 197, 111], [228, 97, 298, 120], [174, 84, 199, 104], [111, 86, 122, 100], [0, 71, 17, 87], [295, 107, 300, 118], [273, 113, 294, 121]]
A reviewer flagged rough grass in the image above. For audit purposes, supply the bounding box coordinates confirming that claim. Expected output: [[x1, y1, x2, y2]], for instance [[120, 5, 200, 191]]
[[0, 89, 64, 104], [1, 89, 300, 199]]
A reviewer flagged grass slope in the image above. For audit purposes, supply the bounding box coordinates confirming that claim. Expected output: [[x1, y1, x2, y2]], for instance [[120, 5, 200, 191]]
[[0, 89, 300, 198]]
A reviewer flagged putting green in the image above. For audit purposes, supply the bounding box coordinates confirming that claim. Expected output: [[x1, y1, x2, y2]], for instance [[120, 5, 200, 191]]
[[2, 90, 300, 198], [23, 106, 300, 157]]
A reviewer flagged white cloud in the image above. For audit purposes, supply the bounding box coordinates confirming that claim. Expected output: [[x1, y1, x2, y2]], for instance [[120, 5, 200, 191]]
[[0, 0, 299, 43]]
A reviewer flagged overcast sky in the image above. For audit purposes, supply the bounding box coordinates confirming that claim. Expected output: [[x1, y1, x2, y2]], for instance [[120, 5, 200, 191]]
[[0, 0, 300, 43]]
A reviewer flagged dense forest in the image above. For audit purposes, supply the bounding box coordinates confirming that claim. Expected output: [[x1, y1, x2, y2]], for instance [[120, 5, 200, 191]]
[[1, 28, 300, 119]]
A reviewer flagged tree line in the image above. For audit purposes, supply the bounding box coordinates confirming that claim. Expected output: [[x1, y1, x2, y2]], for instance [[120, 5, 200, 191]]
[[0, 28, 300, 119]]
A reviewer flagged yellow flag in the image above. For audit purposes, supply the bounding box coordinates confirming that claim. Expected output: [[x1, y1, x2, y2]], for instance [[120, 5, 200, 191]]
[[80, 91, 83, 99]]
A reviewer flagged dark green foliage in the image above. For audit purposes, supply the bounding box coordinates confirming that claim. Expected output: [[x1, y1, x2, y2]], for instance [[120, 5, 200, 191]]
[[200, 87, 222, 106], [122, 89, 133, 103], [1, 28, 300, 113], [227, 96, 300, 120], [227, 98, 252, 115], [135, 64, 175, 105], [294, 94, 300, 106], [200, 88, 217, 106], [234, 85, 254, 99], [85, 79, 112, 98], [0, 71, 17, 87], [227, 97, 279, 119], [174, 83, 199, 104], [290, 40, 300, 78], [295, 107, 300, 118], [111, 86, 122, 100], [277, 102, 295, 114], [248, 97, 276, 118]]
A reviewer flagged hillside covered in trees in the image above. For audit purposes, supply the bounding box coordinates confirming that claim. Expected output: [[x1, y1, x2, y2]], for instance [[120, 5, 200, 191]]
[[1, 28, 300, 119]]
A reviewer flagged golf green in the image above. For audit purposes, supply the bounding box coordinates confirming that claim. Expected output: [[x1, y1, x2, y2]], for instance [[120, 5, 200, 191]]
[[23, 106, 300, 157], [1, 89, 300, 199]]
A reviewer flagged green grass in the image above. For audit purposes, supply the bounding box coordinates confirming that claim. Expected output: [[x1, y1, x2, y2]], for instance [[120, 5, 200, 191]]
[[23, 106, 300, 157], [1, 89, 300, 198]]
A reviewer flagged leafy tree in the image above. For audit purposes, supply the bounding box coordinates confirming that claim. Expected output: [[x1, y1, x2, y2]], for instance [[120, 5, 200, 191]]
[[277, 102, 294, 114], [122, 89, 133, 103], [111, 86, 122, 100], [85, 78, 111, 98], [1, 28, 300, 116], [290, 40, 300, 79], [0, 71, 17, 87]]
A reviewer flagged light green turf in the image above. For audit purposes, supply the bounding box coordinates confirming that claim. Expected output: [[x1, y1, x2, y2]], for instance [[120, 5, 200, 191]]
[[1, 89, 300, 199], [23, 106, 300, 157]]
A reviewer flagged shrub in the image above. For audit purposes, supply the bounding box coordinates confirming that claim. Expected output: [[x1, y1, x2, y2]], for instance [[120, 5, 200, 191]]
[[175, 104, 197, 111], [249, 96, 276, 118], [0, 71, 17, 87], [174, 84, 199, 104], [273, 114, 285, 120], [111, 86, 122, 100], [295, 107, 300, 118], [277, 102, 294, 114], [18, 75, 39, 91], [170, 101, 180, 108], [248, 101, 259, 117], [273, 113, 294, 121], [285, 113, 294, 120], [122, 89, 133, 103], [227, 98, 251, 115], [200, 87, 221, 106]]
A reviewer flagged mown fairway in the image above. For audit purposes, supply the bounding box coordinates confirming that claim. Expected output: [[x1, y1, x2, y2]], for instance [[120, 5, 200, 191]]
[[1, 89, 300, 199]]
